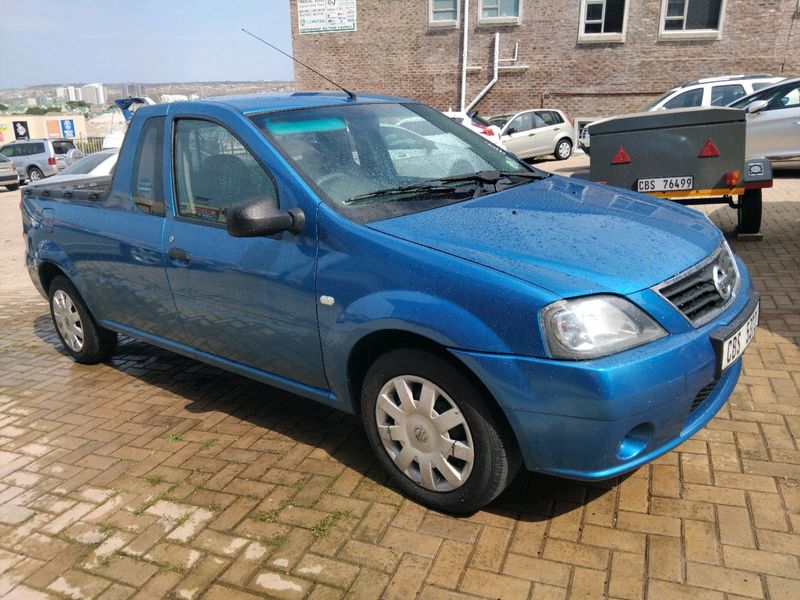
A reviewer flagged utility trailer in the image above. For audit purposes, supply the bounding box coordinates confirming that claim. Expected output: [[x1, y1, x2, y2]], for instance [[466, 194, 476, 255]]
[[588, 107, 771, 236]]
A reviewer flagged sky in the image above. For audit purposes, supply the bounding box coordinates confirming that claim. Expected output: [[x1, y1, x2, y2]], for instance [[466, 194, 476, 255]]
[[0, 0, 294, 89]]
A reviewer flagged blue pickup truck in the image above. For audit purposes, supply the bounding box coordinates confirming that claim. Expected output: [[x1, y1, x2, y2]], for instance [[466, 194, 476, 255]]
[[21, 92, 759, 513]]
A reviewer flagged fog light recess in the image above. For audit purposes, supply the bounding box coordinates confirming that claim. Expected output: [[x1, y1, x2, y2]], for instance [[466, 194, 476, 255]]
[[616, 423, 654, 460]]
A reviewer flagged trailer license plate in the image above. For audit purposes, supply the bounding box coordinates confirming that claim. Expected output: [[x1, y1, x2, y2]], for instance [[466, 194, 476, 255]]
[[637, 176, 693, 193], [719, 301, 759, 373]]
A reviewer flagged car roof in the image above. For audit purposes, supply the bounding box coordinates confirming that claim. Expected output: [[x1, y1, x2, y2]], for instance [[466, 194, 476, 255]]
[[677, 74, 780, 88], [196, 91, 413, 115]]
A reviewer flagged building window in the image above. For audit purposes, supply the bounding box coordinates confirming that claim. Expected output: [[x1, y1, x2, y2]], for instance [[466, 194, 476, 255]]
[[659, 0, 726, 40], [478, 0, 521, 25], [429, 0, 459, 28], [579, 0, 628, 43]]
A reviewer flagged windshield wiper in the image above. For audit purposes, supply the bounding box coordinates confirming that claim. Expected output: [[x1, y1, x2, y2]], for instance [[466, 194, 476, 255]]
[[344, 182, 463, 205], [343, 169, 549, 206]]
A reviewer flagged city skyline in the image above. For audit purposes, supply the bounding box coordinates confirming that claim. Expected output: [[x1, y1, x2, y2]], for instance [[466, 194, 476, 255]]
[[0, 0, 294, 89]]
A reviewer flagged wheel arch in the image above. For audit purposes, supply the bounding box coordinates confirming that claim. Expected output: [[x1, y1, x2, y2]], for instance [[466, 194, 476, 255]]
[[38, 261, 68, 295], [346, 329, 520, 457]]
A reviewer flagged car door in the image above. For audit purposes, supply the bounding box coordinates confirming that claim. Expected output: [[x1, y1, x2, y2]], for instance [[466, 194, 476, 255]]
[[745, 81, 800, 159], [500, 112, 536, 158], [163, 113, 327, 389], [533, 111, 565, 155]]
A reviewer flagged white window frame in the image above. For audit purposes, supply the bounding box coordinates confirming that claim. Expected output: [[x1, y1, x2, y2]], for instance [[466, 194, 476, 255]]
[[428, 0, 460, 29], [477, 0, 522, 26], [658, 0, 727, 41], [578, 0, 629, 43]]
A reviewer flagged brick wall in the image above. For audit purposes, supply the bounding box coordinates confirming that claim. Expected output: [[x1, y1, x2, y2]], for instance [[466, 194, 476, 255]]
[[289, 0, 800, 119]]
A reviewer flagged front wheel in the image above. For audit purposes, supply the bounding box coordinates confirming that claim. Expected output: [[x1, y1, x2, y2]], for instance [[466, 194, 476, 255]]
[[48, 275, 117, 364], [361, 349, 519, 514], [737, 188, 762, 235], [5, 184, 19, 191], [554, 138, 573, 160]]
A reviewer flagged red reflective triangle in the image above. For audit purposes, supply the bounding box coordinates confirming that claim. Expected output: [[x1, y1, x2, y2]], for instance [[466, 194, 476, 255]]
[[611, 146, 631, 165], [698, 138, 720, 158]]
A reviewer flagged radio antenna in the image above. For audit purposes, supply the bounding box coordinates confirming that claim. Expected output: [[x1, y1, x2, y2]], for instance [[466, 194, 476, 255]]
[[242, 28, 356, 101]]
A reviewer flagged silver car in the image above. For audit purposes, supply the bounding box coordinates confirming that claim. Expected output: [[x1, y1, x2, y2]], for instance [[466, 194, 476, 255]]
[[0, 154, 20, 191], [0, 139, 83, 183], [729, 76, 800, 164], [490, 109, 575, 161]]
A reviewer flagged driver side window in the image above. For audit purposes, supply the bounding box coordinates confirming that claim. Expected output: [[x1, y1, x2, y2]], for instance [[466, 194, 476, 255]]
[[766, 84, 800, 111], [508, 112, 533, 134], [173, 119, 278, 224]]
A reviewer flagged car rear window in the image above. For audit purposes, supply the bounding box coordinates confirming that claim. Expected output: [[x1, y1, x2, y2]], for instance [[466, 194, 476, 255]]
[[52, 141, 76, 154]]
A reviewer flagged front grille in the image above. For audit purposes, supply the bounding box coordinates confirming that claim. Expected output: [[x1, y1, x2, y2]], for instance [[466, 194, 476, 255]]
[[655, 242, 739, 327], [690, 380, 718, 414]]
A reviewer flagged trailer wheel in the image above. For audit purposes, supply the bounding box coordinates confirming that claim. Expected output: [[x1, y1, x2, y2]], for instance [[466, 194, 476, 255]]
[[737, 189, 762, 235]]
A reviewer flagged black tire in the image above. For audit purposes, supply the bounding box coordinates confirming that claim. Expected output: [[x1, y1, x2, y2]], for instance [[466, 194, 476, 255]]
[[5, 184, 19, 191], [28, 167, 45, 182], [554, 138, 573, 160], [48, 275, 117, 364], [360, 348, 520, 514], [737, 188, 762, 235]]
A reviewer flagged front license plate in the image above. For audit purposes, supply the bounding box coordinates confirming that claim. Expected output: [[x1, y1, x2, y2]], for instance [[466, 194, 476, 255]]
[[637, 176, 693, 193], [719, 301, 759, 373]]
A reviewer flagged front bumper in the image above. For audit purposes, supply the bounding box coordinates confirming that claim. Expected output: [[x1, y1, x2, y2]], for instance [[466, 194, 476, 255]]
[[451, 272, 757, 480]]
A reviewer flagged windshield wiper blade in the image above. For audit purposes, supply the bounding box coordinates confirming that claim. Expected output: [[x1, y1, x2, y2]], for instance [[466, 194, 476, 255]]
[[344, 182, 462, 205]]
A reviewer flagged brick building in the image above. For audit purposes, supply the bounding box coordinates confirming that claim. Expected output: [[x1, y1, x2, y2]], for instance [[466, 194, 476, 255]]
[[289, 0, 800, 120]]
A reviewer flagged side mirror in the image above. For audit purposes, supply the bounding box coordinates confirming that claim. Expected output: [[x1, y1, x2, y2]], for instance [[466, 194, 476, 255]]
[[746, 99, 769, 114], [505, 126, 517, 136], [226, 197, 305, 237]]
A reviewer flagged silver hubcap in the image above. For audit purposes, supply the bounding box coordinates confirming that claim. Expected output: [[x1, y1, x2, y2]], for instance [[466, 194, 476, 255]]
[[375, 375, 474, 492], [52, 290, 84, 352], [558, 141, 570, 157], [30, 170, 42, 180]]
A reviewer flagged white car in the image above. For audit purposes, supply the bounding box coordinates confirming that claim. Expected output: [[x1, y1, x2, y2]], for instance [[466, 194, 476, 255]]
[[728, 76, 800, 165], [643, 74, 784, 112], [442, 111, 502, 145], [580, 74, 784, 154], [490, 109, 576, 161], [26, 149, 118, 187]]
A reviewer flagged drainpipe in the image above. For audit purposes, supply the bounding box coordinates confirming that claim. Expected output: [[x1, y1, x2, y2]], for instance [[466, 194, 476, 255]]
[[459, 0, 470, 111], [465, 32, 499, 112]]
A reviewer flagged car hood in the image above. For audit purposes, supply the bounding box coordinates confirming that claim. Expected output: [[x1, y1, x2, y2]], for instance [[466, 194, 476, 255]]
[[367, 176, 722, 297]]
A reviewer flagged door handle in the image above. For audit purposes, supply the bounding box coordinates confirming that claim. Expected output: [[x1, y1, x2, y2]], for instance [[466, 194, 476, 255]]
[[554, 127, 560, 131], [168, 247, 190, 265], [528, 132, 535, 136]]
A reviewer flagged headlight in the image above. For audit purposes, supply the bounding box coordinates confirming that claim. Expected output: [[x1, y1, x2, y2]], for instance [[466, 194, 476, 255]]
[[542, 295, 666, 360]]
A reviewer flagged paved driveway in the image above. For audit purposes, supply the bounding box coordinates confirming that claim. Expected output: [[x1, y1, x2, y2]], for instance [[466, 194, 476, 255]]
[[0, 167, 798, 599]]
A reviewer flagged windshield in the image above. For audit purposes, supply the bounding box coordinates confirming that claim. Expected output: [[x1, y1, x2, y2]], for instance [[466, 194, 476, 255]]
[[640, 90, 677, 111], [250, 102, 534, 222], [488, 114, 514, 128], [59, 151, 114, 175]]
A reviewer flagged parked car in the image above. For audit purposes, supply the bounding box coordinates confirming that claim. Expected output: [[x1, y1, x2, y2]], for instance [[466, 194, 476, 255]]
[[727, 76, 800, 165], [0, 154, 20, 191], [27, 149, 118, 187], [0, 139, 84, 183], [580, 74, 785, 154], [642, 74, 784, 112], [490, 109, 575, 160], [22, 93, 758, 514], [443, 111, 502, 145]]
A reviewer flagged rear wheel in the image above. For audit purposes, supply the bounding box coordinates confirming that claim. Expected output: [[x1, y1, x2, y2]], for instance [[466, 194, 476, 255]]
[[555, 138, 572, 161], [737, 188, 762, 234], [28, 167, 44, 182], [48, 276, 117, 364], [5, 184, 19, 191], [361, 348, 519, 514]]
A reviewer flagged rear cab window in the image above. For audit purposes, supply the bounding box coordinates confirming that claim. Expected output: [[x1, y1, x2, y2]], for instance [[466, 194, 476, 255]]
[[131, 117, 166, 216], [710, 84, 745, 106], [663, 88, 703, 109]]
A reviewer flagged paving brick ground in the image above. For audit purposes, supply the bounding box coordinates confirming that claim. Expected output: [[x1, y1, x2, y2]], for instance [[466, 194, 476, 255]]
[[0, 161, 798, 599]]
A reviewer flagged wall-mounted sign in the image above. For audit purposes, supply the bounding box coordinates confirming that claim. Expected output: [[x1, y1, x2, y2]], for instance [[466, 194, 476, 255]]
[[298, 0, 356, 34], [60, 119, 76, 138], [47, 120, 61, 138], [13, 121, 29, 140]]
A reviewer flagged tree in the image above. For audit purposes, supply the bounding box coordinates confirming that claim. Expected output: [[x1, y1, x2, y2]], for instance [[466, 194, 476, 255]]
[[66, 100, 89, 109], [25, 106, 47, 115], [0, 103, 8, 111]]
